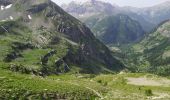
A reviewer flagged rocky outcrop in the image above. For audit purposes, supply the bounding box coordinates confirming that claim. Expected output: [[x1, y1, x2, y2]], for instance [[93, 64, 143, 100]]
[[55, 58, 70, 73], [41, 50, 57, 65]]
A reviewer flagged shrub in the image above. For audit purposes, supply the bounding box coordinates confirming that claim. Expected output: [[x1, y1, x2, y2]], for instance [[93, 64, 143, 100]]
[[97, 80, 102, 84], [145, 89, 153, 96]]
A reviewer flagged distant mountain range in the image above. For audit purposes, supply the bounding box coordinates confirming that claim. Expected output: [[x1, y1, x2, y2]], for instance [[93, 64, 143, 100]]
[[61, 0, 117, 19], [121, 1, 170, 31], [62, 0, 170, 45]]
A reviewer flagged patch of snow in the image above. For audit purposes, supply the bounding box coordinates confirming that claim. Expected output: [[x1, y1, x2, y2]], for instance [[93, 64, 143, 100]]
[[1, 6, 4, 10], [28, 15, 32, 19], [1, 26, 8, 32], [1, 20, 6, 22], [9, 16, 13, 20], [5, 4, 12, 9]]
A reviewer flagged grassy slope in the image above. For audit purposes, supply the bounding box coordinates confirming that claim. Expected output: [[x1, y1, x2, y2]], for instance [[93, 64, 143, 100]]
[[1, 63, 170, 100], [0, 20, 70, 73], [0, 64, 98, 99]]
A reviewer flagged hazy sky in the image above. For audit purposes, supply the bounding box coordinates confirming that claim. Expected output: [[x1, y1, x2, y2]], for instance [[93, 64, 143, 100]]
[[52, 0, 170, 8]]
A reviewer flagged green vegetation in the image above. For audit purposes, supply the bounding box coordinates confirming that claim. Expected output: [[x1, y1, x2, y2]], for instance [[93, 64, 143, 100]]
[[2, 0, 170, 99], [145, 89, 153, 96], [1, 63, 170, 100], [0, 1, 126, 99], [84, 14, 145, 45], [0, 66, 97, 99], [111, 20, 170, 77], [0, 0, 125, 75]]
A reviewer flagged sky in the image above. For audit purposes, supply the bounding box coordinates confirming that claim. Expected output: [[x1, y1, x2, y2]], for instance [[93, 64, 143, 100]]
[[52, 0, 170, 8]]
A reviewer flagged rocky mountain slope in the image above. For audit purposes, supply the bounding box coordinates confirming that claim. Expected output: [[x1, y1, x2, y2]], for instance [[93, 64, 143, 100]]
[[139, 20, 170, 75], [62, 0, 170, 40], [87, 14, 145, 45], [120, 20, 170, 76], [61, 1, 145, 45], [0, 0, 124, 75], [61, 0, 119, 20], [121, 1, 170, 32]]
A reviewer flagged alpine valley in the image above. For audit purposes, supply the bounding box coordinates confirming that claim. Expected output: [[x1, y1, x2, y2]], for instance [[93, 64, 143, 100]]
[[62, 0, 170, 45], [1, 0, 170, 99]]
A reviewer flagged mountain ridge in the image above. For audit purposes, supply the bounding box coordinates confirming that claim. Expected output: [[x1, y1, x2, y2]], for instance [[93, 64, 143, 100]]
[[0, 0, 125, 74], [62, 0, 170, 33], [123, 20, 170, 75], [88, 14, 145, 44]]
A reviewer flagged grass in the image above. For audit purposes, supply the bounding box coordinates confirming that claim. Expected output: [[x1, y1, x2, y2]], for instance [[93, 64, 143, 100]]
[[93, 73, 170, 99], [1, 63, 170, 100], [13, 49, 50, 66], [1, 33, 170, 99], [0, 66, 98, 99]]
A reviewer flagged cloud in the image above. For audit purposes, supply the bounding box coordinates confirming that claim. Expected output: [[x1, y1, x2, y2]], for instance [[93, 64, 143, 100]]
[[52, 0, 170, 8]]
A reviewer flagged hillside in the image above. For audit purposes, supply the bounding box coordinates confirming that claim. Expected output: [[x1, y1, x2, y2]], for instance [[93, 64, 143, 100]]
[[88, 14, 145, 45], [62, 1, 145, 45], [0, 0, 127, 99], [118, 20, 170, 76], [0, 0, 125, 75], [139, 20, 170, 75]]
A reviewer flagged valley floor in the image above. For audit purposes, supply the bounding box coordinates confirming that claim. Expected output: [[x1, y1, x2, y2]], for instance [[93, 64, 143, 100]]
[[1, 64, 170, 100]]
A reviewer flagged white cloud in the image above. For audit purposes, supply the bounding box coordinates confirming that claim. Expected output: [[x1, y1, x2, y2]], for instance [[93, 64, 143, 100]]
[[52, 0, 170, 8]]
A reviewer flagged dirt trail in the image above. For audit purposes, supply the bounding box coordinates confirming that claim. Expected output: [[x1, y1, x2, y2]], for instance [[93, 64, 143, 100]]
[[148, 93, 170, 100], [64, 81, 104, 99], [125, 77, 170, 87]]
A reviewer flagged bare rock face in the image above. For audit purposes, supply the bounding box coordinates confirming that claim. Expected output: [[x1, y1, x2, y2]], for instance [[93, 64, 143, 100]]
[[61, 0, 115, 18]]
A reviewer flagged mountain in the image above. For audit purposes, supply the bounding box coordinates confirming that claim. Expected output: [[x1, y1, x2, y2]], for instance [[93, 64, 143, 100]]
[[131, 1, 170, 25], [0, 0, 127, 99], [121, 1, 170, 32], [124, 20, 170, 76], [1, 0, 170, 99], [61, 0, 119, 20], [119, 7, 155, 32], [140, 20, 170, 75], [62, 0, 170, 34], [87, 14, 145, 44], [61, 1, 145, 45], [0, 0, 124, 75]]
